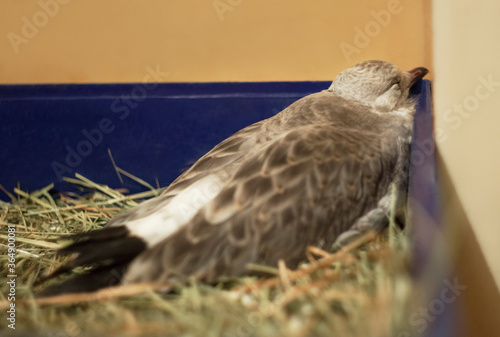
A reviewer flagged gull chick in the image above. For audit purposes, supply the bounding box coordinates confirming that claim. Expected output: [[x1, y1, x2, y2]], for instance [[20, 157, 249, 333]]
[[38, 60, 428, 295]]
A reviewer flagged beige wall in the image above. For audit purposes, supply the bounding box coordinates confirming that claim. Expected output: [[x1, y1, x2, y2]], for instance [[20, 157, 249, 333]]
[[0, 0, 430, 84], [433, 1, 500, 334], [433, 0, 500, 290]]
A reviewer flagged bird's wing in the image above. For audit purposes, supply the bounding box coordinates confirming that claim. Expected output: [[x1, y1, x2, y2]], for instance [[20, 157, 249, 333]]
[[104, 119, 266, 228], [36, 120, 270, 297], [123, 123, 400, 284], [163, 120, 267, 197]]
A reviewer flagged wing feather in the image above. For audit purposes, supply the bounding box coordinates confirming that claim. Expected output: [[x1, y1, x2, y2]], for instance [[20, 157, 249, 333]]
[[123, 123, 399, 284], [104, 120, 267, 229], [161, 120, 267, 198]]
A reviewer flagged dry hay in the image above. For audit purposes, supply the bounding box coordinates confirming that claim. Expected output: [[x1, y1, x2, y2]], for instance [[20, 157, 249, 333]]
[[0, 174, 415, 337]]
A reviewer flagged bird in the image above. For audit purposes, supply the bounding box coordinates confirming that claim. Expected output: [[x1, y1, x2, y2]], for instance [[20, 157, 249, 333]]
[[37, 60, 428, 296]]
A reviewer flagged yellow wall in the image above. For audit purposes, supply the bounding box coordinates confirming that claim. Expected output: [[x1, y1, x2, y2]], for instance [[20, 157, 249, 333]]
[[0, 0, 430, 84]]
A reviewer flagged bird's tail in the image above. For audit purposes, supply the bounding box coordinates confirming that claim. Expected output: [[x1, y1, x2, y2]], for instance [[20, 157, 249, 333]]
[[35, 225, 146, 297]]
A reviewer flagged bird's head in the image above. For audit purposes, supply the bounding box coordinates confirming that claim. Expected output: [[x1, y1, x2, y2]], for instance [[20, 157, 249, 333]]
[[329, 60, 428, 113]]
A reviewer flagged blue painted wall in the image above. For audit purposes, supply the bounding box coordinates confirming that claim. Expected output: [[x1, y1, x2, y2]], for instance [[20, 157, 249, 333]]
[[0, 81, 330, 197]]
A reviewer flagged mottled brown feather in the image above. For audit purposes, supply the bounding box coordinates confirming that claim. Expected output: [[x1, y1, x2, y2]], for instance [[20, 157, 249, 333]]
[[123, 124, 399, 284]]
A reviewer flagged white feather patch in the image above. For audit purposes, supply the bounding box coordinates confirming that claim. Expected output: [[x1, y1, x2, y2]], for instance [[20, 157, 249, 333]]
[[125, 174, 226, 247]]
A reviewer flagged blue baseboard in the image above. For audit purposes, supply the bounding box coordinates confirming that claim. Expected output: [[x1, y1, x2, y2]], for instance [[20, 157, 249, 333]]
[[0, 81, 331, 198]]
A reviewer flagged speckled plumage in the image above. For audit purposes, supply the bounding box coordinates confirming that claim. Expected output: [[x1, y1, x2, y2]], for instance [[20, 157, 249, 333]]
[[38, 60, 427, 295]]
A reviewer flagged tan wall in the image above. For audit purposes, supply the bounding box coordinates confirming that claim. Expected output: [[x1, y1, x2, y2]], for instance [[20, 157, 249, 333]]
[[433, 0, 500, 290], [433, 0, 500, 334], [0, 0, 430, 84]]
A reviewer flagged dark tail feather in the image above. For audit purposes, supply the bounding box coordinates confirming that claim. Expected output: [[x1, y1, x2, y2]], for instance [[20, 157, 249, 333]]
[[64, 225, 130, 242], [35, 225, 146, 296], [37, 264, 128, 297], [59, 235, 146, 269]]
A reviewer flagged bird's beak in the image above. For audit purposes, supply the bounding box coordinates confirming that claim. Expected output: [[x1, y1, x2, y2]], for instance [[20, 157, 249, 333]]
[[407, 67, 429, 88]]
